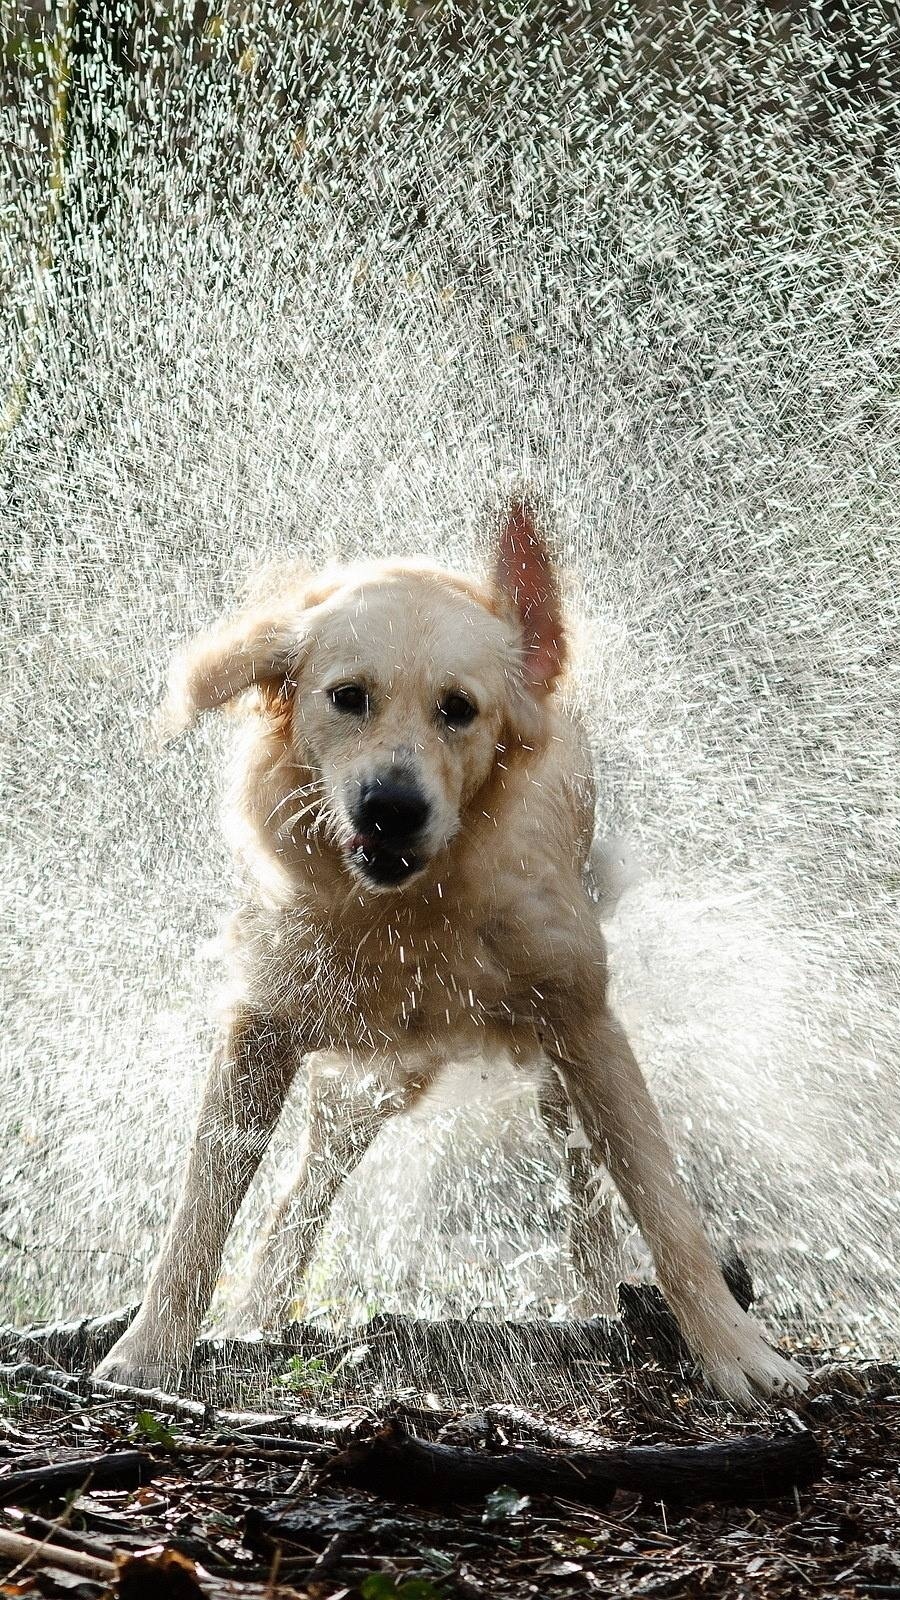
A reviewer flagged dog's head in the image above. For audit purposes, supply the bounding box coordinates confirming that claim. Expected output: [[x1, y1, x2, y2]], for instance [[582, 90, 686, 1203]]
[[160, 498, 567, 892]]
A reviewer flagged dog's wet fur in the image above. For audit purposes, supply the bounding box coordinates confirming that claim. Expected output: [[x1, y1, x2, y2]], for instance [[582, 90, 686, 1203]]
[[97, 499, 806, 1405]]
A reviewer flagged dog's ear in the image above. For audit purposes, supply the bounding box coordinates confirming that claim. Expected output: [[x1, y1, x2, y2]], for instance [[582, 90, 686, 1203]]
[[154, 601, 303, 747], [493, 495, 567, 695]]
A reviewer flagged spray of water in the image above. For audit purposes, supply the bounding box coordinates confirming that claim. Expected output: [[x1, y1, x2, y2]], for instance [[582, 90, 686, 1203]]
[[2, 5, 898, 1380]]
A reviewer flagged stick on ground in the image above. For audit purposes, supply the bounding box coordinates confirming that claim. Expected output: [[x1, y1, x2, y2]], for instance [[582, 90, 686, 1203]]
[[0, 1528, 117, 1583], [330, 1418, 823, 1507], [0, 1448, 155, 1505]]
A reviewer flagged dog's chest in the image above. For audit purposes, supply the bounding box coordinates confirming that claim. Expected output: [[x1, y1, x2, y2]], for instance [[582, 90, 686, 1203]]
[[338, 916, 515, 1046], [238, 901, 528, 1053]]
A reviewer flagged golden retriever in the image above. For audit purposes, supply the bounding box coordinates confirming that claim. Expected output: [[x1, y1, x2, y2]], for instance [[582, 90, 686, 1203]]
[[96, 498, 805, 1405]]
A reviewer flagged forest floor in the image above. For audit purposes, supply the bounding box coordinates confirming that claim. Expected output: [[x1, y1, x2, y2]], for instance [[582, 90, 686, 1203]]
[[0, 1311, 897, 1600]]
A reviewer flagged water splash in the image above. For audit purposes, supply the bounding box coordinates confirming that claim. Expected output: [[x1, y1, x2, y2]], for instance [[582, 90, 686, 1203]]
[[2, 4, 898, 1366]]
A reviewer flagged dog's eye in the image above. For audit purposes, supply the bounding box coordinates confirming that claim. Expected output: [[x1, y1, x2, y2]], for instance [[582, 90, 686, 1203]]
[[438, 691, 477, 727], [329, 683, 369, 715]]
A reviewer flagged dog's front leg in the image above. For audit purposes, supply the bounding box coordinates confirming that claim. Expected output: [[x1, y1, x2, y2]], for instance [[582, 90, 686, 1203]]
[[232, 1057, 407, 1333], [95, 1008, 298, 1387], [545, 1006, 807, 1405]]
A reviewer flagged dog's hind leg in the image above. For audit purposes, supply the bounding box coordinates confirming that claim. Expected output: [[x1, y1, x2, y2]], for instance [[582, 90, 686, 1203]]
[[537, 1072, 620, 1317], [94, 1009, 299, 1387], [233, 1055, 409, 1333]]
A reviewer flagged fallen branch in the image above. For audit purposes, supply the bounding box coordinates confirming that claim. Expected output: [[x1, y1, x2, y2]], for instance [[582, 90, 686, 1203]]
[[0, 1262, 758, 1403], [0, 1527, 116, 1582], [218, 1410, 372, 1445], [21, 1511, 122, 1562], [0, 1448, 154, 1505], [0, 1360, 370, 1445], [0, 1361, 211, 1424], [330, 1418, 823, 1507], [90, 1375, 210, 1422], [0, 1309, 137, 1370], [484, 1403, 612, 1451], [0, 1361, 256, 1431], [149, 1436, 332, 1465]]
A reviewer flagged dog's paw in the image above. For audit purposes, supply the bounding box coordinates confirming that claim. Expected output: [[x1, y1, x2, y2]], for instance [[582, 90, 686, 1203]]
[[93, 1354, 150, 1388], [696, 1309, 808, 1408], [705, 1342, 808, 1408], [93, 1352, 168, 1390], [94, 1335, 189, 1392]]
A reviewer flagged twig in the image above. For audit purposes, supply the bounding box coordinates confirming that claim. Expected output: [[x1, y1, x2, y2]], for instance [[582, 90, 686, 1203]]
[[0, 1232, 30, 1254], [88, 1376, 210, 1423], [311, 1529, 352, 1574]]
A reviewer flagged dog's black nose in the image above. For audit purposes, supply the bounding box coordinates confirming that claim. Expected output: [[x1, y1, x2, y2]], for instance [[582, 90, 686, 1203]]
[[355, 778, 430, 842]]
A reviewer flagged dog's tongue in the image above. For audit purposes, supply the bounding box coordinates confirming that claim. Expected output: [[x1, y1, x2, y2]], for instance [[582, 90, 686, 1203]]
[[347, 832, 374, 853]]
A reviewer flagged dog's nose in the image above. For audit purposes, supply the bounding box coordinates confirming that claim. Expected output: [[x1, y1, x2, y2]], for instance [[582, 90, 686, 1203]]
[[355, 779, 430, 842]]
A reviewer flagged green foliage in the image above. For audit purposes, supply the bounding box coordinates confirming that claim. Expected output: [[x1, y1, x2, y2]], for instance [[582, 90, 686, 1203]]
[[273, 1353, 337, 1394], [482, 1484, 531, 1522], [0, 1383, 25, 1415], [420, 1547, 455, 1574], [131, 1409, 177, 1449], [360, 1576, 443, 1600]]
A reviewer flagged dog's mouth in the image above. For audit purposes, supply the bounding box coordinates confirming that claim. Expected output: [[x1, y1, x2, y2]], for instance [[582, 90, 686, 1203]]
[[345, 832, 423, 888]]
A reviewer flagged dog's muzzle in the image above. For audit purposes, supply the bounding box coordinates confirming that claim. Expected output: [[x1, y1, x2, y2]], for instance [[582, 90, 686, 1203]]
[[346, 776, 431, 887]]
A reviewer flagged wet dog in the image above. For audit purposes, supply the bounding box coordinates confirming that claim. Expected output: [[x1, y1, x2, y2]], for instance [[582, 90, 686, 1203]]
[[97, 499, 805, 1404]]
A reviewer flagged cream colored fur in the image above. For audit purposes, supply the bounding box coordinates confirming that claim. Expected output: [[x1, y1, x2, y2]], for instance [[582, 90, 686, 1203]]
[[96, 502, 805, 1405]]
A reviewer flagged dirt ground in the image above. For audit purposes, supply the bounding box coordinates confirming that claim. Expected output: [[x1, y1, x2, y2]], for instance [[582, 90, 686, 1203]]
[[1, 1314, 898, 1600]]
